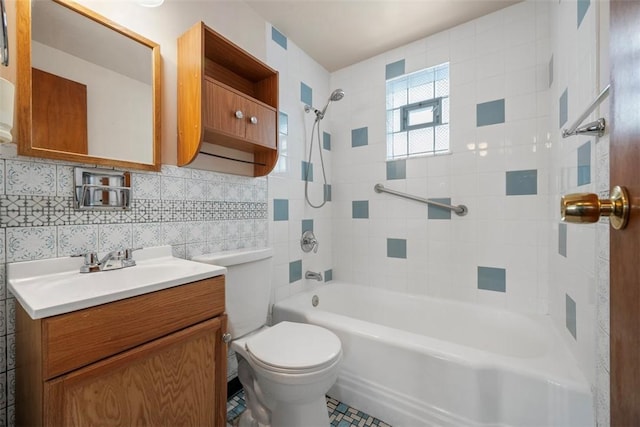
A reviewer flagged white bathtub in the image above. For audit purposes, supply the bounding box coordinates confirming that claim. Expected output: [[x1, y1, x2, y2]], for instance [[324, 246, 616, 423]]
[[272, 282, 593, 427]]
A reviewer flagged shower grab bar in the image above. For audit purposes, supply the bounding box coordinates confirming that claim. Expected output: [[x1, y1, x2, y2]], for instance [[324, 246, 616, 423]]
[[374, 184, 468, 216], [562, 84, 609, 138]]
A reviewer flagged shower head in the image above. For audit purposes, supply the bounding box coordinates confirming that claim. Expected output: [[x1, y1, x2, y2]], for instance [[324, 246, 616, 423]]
[[314, 88, 345, 120], [329, 88, 345, 102]]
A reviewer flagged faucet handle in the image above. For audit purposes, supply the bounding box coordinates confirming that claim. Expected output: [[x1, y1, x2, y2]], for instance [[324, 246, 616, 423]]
[[72, 252, 100, 273], [124, 247, 143, 260]]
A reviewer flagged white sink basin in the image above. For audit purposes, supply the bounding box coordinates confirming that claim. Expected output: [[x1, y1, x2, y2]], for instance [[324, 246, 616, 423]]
[[8, 245, 226, 319]]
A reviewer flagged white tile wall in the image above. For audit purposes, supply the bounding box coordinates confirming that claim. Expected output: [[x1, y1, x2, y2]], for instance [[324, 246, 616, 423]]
[[548, 0, 609, 424], [265, 23, 334, 306], [331, 1, 552, 315]]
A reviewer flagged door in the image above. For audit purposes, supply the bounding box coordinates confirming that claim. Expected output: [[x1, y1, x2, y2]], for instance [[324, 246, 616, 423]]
[[45, 318, 225, 427], [206, 80, 246, 138], [245, 101, 277, 148], [610, 0, 640, 424]]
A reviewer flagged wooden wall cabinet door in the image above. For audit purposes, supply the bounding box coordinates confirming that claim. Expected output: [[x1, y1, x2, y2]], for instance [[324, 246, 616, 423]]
[[245, 102, 277, 149], [206, 81, 246, 139]]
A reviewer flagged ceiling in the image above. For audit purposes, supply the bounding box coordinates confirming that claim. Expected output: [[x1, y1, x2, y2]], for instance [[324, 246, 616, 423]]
[[245, 0, 521, 72]]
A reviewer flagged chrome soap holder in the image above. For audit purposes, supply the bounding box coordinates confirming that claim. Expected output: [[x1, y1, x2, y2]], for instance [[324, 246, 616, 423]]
[[74, 167, 132, 210]]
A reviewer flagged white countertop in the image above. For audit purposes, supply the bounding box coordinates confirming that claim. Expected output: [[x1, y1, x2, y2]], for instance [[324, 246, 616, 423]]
[[8, 246, 226, 319]]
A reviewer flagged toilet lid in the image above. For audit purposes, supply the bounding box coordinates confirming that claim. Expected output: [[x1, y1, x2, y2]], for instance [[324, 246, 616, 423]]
[[245, 321, 341, 371]]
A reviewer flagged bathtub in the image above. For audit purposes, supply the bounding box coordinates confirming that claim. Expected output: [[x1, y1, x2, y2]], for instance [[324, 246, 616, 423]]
[[272, 282, 593, 427]]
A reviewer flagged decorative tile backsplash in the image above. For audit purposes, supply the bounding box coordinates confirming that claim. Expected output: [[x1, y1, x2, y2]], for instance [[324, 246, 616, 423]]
[[0, 157, 269, 424]]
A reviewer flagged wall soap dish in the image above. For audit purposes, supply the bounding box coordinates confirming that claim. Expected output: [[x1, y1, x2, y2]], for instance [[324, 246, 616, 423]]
[[74, 167, 132, 210]]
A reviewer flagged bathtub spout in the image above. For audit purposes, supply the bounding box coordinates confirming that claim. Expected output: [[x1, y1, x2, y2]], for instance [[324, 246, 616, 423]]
[[305, 271, 323, 281]]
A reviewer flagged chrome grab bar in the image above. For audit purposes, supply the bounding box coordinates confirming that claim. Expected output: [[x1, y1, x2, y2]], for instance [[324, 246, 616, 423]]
[[562, 84, 609, 138], [374, 184, 468, 216]]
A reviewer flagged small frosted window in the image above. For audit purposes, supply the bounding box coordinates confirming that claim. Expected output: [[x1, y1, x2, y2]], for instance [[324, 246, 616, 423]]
[[386, 63, 450, 160]]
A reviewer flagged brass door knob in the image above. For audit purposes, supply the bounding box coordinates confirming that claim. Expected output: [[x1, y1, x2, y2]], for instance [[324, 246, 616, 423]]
[[561, 185, 630, 230]]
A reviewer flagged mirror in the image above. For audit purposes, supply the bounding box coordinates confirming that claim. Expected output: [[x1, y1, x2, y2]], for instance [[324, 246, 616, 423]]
[[0, 0, 8, 66], [17, 0, 161, 171]]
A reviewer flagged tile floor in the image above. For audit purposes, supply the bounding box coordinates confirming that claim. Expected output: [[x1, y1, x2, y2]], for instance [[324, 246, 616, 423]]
[[227, 390, 392, 427]]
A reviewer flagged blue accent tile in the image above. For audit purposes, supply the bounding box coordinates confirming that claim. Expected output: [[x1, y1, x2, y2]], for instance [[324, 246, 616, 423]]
[[386, 159, 406, 180], [506, 170, 537, 196], [559, 223, 567, 257], [352, 201, 369, 219], [289, 260, 302, 283], [324, 269, 333, 282], [428, 198, 452, 220], [271, 26, 287, 49], [301, 82, 313, 106], [337, 421, 350, 427], [336, 403, 348, 414], [476, 99, 505, 127], [577, 141, 591, 186], [387, 238, 407, 259], [477, 266, 506, 292], [351, 127, 368, 147], [323, 131, 331, 151], [273, 199, 289, 221], [548, 55, 554, 88], [324, 184, 332, 202], [386, 59, 405, 80], [559, 88, 568, 128], [279, 111, 288, 135], [302, 219, 313, 233], [302, 161, 313, 182], [578, 0, 590, 28], [566, 294, 577, 339]]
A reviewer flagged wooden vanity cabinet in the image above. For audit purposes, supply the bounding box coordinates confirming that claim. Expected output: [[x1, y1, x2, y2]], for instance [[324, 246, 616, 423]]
[[178, 22, 279, 176], [16, 276, 228, 427]]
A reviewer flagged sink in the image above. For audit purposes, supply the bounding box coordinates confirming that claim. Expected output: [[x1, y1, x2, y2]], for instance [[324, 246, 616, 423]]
[[8, 245, 226, 319]]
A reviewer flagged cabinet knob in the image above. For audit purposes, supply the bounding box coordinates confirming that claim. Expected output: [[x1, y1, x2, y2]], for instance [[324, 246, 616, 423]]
[[235, 110, 244, 119], [222, 333, 232, 343], [250, 116, 258, 125]]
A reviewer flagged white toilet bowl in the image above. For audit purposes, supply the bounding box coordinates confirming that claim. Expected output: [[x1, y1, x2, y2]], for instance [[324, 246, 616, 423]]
[[191, 249, 342, 426], [232, 321, 342, 427]]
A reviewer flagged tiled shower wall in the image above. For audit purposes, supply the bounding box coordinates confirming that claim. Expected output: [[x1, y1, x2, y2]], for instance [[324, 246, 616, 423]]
[[329, 1, 552, 313], [548, 0, 610, 424], [264, 27, 334, 304]]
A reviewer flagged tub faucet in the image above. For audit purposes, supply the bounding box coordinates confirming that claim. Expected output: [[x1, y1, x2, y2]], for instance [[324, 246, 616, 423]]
[[305, 271, 323, 281]]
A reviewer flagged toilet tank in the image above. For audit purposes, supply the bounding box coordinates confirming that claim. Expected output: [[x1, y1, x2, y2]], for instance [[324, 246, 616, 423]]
[[192, 248, 273, 339]]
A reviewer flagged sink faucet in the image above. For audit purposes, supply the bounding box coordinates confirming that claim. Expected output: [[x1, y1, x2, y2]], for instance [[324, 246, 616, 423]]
[[305, 271, 323, 281], [75, 247, 141, 273]]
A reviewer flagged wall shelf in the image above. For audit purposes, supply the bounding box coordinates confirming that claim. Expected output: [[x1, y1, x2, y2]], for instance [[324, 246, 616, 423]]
[[177, 22, 279, 177]]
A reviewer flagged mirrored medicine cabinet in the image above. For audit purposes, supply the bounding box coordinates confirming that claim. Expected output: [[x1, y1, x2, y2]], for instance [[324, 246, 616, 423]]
[[16, 0, 161, 171]]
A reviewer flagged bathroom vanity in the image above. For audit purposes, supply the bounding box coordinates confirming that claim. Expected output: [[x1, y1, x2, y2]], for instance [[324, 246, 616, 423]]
[[9, 247, 228, 427]]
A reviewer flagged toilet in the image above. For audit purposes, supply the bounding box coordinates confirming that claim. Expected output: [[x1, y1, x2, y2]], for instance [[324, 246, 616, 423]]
[[192, 248, 342, 427]]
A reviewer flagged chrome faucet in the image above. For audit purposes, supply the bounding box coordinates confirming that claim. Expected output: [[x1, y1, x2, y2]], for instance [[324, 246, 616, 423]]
[[75, 247, 141, 273], [305, 271, 323, 281]]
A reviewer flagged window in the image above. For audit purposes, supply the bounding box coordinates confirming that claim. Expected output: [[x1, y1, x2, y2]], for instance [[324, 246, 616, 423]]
[[386, 63, 449, 159]]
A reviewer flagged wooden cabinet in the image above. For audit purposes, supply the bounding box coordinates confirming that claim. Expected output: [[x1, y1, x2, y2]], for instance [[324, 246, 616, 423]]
[[204, 79, 277, 150], [16, 276, 228, 427], [178, 22, 279, 177]]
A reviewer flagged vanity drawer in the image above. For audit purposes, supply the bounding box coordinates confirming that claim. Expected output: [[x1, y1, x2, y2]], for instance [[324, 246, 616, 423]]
[[41, 276, 225, 379]]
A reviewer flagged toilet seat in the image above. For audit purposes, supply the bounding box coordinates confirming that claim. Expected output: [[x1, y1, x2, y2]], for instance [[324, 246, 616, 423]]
[[245, 321, 342, 374]]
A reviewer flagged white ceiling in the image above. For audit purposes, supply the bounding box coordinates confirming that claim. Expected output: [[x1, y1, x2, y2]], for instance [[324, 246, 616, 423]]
[[245, 0, 521, 72]]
